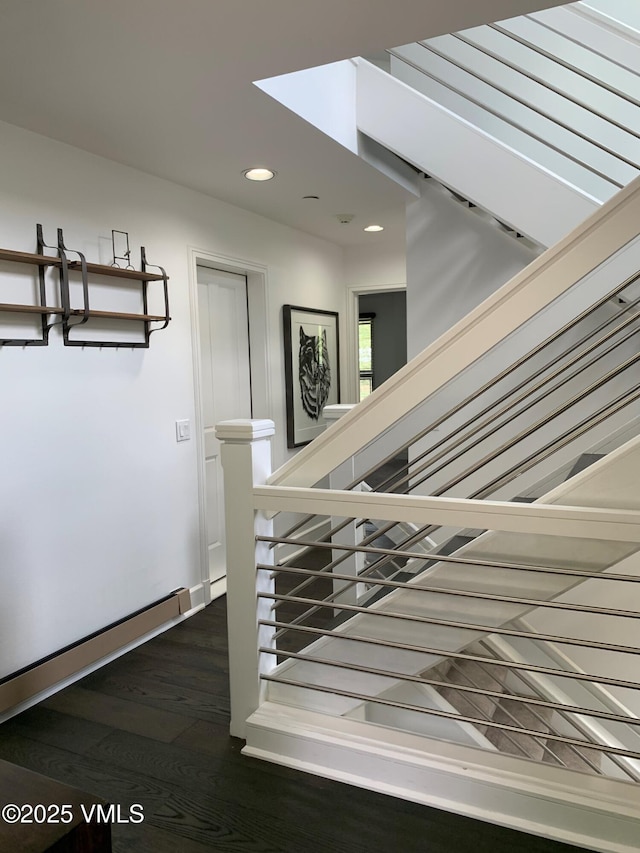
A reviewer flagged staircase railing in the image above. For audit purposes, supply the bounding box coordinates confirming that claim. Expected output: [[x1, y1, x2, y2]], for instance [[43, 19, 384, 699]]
[[266, 175, 640, 615], [219, 449, 640, 782], [265, 491, 640, 777], [217, 180, 640, 830], [269, 176, 640, 492], [282, 257, 640, 515]]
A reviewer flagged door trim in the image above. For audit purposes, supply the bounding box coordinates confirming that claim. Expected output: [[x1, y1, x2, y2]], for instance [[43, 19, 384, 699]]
[[345, 281, 405, 403], [188, 247, 271, 602]]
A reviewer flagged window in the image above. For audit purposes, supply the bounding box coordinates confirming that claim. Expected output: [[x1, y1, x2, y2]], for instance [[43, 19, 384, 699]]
[[358, 313, 374, 400]]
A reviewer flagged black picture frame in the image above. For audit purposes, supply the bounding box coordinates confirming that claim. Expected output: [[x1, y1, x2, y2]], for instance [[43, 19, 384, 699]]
[[283, 305, 340, 448]]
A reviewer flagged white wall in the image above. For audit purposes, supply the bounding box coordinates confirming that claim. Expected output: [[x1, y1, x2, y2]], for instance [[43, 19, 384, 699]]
[[406, 180, 538, 358], [344, 240, 406, 291], [0, 120, 346, 679], [256, 60, 358, 155]]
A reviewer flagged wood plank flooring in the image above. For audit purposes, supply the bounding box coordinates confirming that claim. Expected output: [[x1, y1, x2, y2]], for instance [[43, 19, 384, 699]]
[[0, 597, 594, 852]]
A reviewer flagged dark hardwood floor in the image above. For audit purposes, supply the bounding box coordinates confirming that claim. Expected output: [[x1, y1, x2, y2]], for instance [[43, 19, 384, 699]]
[[0, 596, 594, 853]]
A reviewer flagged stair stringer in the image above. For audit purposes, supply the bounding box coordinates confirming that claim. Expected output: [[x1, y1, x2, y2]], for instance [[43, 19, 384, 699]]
[[346, 678, 497, 750], [378, 627, 640, 780], [356, 57, 600, 247], [266, 432, 640, 717], [482, 629, 640, 780]]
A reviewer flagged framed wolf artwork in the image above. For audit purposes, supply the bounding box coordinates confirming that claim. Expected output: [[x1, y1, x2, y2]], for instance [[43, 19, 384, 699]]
[[283, 305, 340, 448]]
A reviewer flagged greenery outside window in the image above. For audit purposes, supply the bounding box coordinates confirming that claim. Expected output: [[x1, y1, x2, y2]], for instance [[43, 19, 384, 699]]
[[359, 313, 374, 400]]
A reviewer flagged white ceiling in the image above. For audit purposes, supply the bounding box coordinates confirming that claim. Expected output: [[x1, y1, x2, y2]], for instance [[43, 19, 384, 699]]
[[0, 0, 567, 247]]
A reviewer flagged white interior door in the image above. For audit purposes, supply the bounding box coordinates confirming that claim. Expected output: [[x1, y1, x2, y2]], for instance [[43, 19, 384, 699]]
[[198, 267, 252, 584]]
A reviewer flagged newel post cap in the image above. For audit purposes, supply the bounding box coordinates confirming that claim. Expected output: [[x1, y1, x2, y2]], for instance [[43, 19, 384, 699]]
[[323, 404, 357, 422], [215, 419, 275, 442]]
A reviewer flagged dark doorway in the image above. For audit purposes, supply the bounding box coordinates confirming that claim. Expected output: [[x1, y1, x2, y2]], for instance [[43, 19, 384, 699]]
[[358, 290, 407, 399]]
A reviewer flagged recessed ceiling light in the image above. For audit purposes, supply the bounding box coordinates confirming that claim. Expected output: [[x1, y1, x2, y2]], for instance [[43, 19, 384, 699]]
[[364, 224, 384, 232], [243, 167, 276, 181]]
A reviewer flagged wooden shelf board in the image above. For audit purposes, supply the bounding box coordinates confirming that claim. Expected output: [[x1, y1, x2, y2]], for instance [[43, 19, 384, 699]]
[[67, 261, 167, 282], [0, 248, 60, 267], [0, 248, 167, 282], [0, 302, 63, 315], [69, 308, 168, 322]]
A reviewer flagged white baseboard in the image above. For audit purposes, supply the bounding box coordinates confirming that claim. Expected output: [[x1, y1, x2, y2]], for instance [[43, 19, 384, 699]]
[[245, 702, 640, 853], [209, 577, 227, 601]]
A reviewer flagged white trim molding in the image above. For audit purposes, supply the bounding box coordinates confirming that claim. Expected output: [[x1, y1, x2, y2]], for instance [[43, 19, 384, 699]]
[[245, 702, 640, 853], [187, 246, 272, 597], [345, 281, 406, 404]]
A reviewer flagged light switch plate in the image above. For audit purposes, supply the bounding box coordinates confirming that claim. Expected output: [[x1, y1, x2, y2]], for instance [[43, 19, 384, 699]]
[[175, 419, 191, 442]]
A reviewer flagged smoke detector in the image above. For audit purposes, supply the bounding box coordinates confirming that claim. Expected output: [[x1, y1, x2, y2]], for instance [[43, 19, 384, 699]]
[[335, 214, 354, 224]]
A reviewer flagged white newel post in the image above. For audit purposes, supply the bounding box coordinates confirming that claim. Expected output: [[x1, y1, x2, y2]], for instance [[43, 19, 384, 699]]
[[215, 419, 275, 739], [324, 405, 363, 606]]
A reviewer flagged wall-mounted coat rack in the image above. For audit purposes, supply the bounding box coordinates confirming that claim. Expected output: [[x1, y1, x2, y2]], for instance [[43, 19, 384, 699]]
[[0, 225, 170, 347], [0, 229, 63, 346]]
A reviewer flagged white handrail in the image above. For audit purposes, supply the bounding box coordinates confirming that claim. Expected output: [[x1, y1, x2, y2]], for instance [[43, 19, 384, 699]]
[[254, 485, 640, 542]]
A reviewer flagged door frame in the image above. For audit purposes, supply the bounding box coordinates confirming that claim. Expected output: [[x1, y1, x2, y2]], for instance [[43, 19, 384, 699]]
[[188, 246, 271, 602], [345, 280, 406, 403]]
